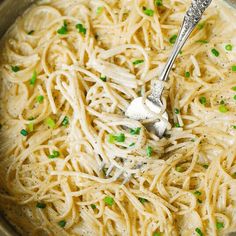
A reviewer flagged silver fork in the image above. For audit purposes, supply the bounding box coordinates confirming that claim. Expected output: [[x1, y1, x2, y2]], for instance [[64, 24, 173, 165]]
[[102, 0, 212, 183]]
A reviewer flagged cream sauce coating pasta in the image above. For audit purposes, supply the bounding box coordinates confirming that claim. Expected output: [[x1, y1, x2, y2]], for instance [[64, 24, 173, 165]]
[[0, 0, 236, 235]]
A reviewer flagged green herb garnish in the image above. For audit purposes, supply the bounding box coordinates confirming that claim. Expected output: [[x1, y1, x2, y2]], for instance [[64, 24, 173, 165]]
[[175, 123, 181, 128], [58, 220, 66, 228], [91, 204, 96, 209], [138, 197, 148, 204], [197, 199, 202, 204], [169, 34, 177, 44], [36, 202, 46, 209], [203, 164, 209, 169], [195, 227, 204, 236], [28, 30, 35, 35], [211, 48, 220, 57], [194, 191, 202, 196], [45, 117, 56, 129], [30, 70, 37, 85], [232, 86, 236, 91], [197, 22, 205, 30], [155, 0, 163, 6], [28, 122, 34, 132], [199, 96, 207, 105], [216, 222, 224, 230], [57, 21, 68, 35], [130, 127, 141, 135], [104, 196, 114, 206], [37, 95, 44, 104], [196, 39, 208, 44], [176, 166, 184, 172], [76, 23, 87, 35], [108, 133, 125, 143], [174, 108, 180, 114], [232, 65, 236, 72], [20, 129, 28, 137], [146, 146, 153, 157], [133, 59, 144, 65], [96, 6, 104, 15], [100, 75, 107, 82], [62, 116, 69, 126], [143, 7, 154, 16], [129, 142, 135, 147], [219, 105, 228, 113], [48, 150, 60, 159], [11, 66, 20, 72], [185, 71, 190, 78], [153, 232, 161, 236], [225, 44, 233, 51]]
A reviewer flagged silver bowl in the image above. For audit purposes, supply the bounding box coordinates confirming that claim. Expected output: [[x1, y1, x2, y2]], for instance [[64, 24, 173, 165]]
[[0, 0, 236, 235]]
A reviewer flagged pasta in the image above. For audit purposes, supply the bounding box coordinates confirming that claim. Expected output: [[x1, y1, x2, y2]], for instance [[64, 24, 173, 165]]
[[0, 0, 236, 235]]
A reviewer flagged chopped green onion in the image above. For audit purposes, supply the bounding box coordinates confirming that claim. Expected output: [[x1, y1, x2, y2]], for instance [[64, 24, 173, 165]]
[[100, 75, 107, 82], [11, 66, 20, 72], [28, 30, 34, 35], [203, 164, 209, 169], [36, 202, 46, 209], [143, 7, 154, 16], [130, 127, 141, 135], [138, 197, 148, 204], [153, 232, 161, 236], [133, 59, 144, 65], [58, 220, 66, 228], [196, 39, 208, 44], [219, 105, 228, 113], [232, 65, 236, 72], [211, 48, 219, 57], [233, 95, 236, 100], [28, 122, 34, 132], [176, 166, 184, 172], [104, 196, 114, 206], [45, 117, 56, 129], [91, 204, 96, 209], [225, 44, 233, 51], [76, 23, 87, 35], [194, 191, 202, 196], [129, 142, 135, 147], [233, 125, 236, 129], [174, 108, 180, 114], [232, 86, 236, 91], [30, 70, 37, 85], [48, 150, 60, 159], [195, 227, 204, 236], [155, 0, 163, 6], [169, 34, 177, 44], [199, 96, 207, 105], [185, 71, 190, 78], [96, 6, 103, 15], [197, 199, 202, 204], [37, 95, 44, 103], [62, 116, 69, 126], [57, 21, 68, 35], [20, 129, 28, 137], [197, 22, 205, 30], [216, 222, 224, 230], [175, 123, 181, 128], [108, 133, 125, 143], [146, 146, 153, 157]]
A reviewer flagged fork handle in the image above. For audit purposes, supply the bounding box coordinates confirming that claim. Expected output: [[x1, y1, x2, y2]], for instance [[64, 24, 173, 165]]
[[148, 0, 212, 104]]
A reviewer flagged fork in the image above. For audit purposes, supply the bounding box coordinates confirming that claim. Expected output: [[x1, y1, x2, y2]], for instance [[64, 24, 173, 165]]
[[101, 0, 212, 183]]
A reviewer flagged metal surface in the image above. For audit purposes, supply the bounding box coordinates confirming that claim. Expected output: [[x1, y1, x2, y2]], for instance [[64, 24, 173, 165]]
[[126, 0, 212, 138], [0, 0, 236, 236]]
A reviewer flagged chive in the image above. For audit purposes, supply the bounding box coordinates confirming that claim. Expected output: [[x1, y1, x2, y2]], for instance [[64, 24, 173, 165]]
[[108, 133, 125, 143], [62, 116, 69, 126], [36, 203, 46, 209], [57, 21, 68, 35], [197, 199, 202, 203], [219, 105, 228, 113], [30, 70, 37, 85], [91, 204, 96, 209], [143, 7, 154, 16], [233, 125, 236, 129], [11, 66, 20, 72], [45, 118, 56, 128], [96, 6, 103, 15], [232, 86, 236, 91], [146, 146, 153, 157], [197, 22, 205, 30], [138, 197, 148, 204], [211, 48, 219, 57], [20, 129, 28, 136], [100, 75, 107, 82], [194, 191, 202, 196], [216, 222, 224, 230], [28, 30, 34, 35], [169, 34, 177, 44], [199, 96, 207, 105], [76, 23, 87, 35], [58, 220, 66, 228], [174, 108, 180, 114], [37, 95, 44, 103], [225, 44, 233, 51], [196, 39, 208, 44], [195, 227, 204, 236], [130, 127, 141, 135], [129, 142, 135, 147], [185, 71, 190, 78], [104, 196, 114, 206], [175, 123, 181, 128], [48, 150, 60, 159], [153, 233, 161, 236], [232, 65, 236, 72], [155, 0, 163, 6], [233, 95, 236, 100], [176, 166, 184, 172], [28, 122, 34, 132], [179, 50, 183, 55], [203, 164, 209, 169], [133, 59, 144, 65]]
